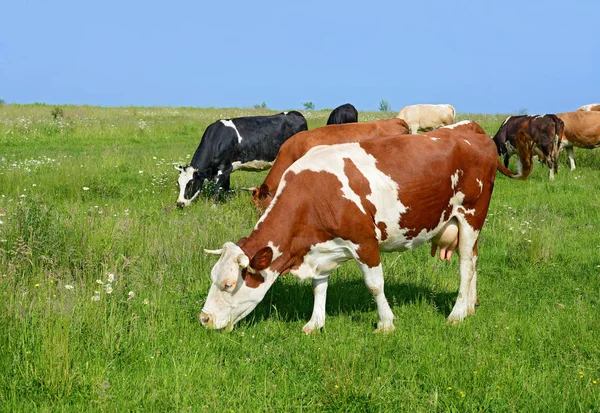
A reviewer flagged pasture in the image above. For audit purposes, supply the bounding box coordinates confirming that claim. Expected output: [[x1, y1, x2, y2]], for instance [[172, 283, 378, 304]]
[[0, 105, 599, 412]]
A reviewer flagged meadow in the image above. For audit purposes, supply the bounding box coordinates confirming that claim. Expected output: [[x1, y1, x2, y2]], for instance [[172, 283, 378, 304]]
[[0, 104, 599, 412]]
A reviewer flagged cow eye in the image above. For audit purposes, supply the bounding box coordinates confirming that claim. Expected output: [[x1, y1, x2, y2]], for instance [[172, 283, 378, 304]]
[[224, 282, 235, 290]]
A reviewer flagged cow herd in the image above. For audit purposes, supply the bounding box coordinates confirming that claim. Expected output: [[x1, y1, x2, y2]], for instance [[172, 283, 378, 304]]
[[174, 102, 600, 333]]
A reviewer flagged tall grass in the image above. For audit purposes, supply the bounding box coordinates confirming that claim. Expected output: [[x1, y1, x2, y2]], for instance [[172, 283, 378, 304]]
[[0, 105, 599, 411]]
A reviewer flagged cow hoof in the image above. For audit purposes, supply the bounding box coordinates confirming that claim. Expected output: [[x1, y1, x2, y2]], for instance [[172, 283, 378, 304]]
[[374, 324, 395, 334], [447, 309, 467, 323], [302, 322, 323, 335]]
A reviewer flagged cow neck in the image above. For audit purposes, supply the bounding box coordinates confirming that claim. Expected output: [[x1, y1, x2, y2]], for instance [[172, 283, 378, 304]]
[[240, 217, 320, 276]]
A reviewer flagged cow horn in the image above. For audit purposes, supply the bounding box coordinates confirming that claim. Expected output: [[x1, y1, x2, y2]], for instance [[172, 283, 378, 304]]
[[237, 254, 250, 268], [174, 165, 184, 172], [204, 248, 223, 255], [240, 187, 258, 193]]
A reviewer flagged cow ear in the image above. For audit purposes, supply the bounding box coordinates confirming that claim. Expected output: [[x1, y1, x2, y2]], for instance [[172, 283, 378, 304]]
[[258, 184, 271, 200], [249, 247, 273, 271]]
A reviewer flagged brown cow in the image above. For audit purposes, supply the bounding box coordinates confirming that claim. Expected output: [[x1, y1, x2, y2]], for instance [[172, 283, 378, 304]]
[[557, 111, 600, 170], [492, 115, 564, 180], [246, 118, 410, 211], [200, 121, 503, 333], [577, 104, 600, 112]]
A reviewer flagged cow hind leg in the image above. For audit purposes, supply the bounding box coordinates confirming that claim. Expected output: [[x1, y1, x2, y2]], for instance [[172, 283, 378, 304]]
[[566, 147, 576, 170], [448, 219, 479, 323], [302, 277, 328, 335], [359, 263, 395, 333]]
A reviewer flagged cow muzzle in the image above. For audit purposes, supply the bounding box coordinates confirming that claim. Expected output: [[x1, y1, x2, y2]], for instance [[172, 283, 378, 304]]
[[199, 312, 214, 328]]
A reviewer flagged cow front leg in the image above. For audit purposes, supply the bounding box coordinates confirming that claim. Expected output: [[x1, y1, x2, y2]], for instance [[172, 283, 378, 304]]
[[302, 277, 328, 335], [214, 168, 232, 194], [566, 147, 576, 170], [448, 222, 478, 322], [359, 263, 395, 333]]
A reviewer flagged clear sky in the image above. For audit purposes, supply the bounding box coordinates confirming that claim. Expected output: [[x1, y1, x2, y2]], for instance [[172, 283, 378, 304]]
[[1, 0, 599, 113]]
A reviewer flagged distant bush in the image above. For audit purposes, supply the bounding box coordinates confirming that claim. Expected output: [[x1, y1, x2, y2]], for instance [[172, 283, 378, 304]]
[[0, 99, 5, 107], [379, 99, 391, 112], [51, 107, 64, 120], [253, 102, 267, 110], [517, 108, 528, 115], [302, 102, 315, 110]]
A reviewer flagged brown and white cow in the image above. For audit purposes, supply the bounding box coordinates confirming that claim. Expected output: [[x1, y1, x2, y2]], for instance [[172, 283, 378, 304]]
[[246, 118, 410, 212], [397, 104, 455, 134], [577, 104, 600, 112], [200, 122, 502, 333], [557, 111, 600, 170], [492, 115, 564, 180]]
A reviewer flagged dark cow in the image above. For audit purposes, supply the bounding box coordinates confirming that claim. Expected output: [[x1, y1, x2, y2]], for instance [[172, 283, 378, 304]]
[[176, 111, 307, 207], [200, 121, 504, 333], [246, 118, 410, 212], [326, 103, 358, 125], [492, 115, 564, 180]]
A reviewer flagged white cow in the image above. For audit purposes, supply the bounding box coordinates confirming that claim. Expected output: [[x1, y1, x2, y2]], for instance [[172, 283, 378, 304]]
[[397, 104, 456, 134], [577, 104, 600, 112]]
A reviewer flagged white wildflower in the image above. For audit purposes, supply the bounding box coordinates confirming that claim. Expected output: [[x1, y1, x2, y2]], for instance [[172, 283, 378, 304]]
[[83, 187, 90, 191], [105, 284, 113, 294], [65, 284, 74, 290], [143, 298, 149, 305], [96, 279, 104, 285], [91, 295, 100, 301], [128, 291, 135, 300], [107, 273, 115, 283]]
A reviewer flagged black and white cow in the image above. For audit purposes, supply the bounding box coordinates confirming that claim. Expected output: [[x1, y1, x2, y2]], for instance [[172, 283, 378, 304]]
[[326, 103, 358, 125], [176, 111, 307, 207]]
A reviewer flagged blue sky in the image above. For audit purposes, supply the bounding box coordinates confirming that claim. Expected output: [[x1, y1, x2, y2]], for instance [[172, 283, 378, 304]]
[[1, 0, 599, 113]]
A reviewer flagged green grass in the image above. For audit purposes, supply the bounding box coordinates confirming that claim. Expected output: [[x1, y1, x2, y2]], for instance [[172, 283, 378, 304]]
[[1, 105, 599, 412]]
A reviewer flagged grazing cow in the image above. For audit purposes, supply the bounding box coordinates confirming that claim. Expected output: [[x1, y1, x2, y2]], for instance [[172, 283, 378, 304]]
[[577, 104, 600, 112], [397, 104, 455, 134], [246, 118, 410, 211], [492, 115, 564, 180], [200, 121, 501, 333], [327, 103, 359, 125], [557, 111, 600, 170], [175, 111, 307, 207]]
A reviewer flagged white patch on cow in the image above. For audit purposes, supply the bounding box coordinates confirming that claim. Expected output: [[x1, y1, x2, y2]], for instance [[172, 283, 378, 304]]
[[291, 238, 359, 281], [283, 111, 289, 115], [232, 160, 273, 172], [220, 119, 243, 144], [442, 120, 472, 129], [176, 166, 200, 206], [431, 137, 440, 141], [476, 179, 483, 195], [451, 170, 462, 190], [501, 116, 512, 127], [463, 139, 471, 146], [217, 170, 223, 176]]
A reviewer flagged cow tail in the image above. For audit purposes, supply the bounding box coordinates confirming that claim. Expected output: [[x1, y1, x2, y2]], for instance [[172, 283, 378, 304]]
[[496, 159, 524, 180]]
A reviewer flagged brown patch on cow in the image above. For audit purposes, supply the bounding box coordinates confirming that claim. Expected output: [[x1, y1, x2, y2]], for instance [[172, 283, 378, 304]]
[[376, 221, 388, 241], [241, 268, 264, 288], [254, 118, 410, 211], [343, 158, 377, 216]]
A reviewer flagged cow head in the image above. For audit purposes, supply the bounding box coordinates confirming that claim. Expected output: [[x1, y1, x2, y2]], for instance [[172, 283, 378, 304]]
[[200, 242, 275, 330], [175, 165, 202, 207], [243, 184, 273, 214]]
